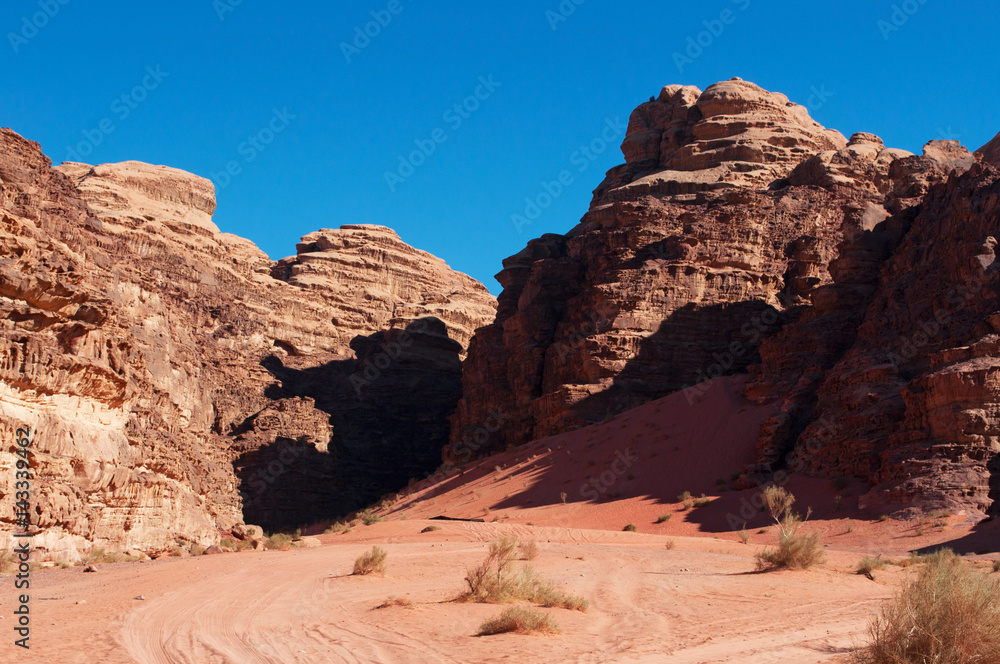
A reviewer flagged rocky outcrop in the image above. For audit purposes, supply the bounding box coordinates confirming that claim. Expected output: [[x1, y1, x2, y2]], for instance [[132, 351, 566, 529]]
[[450, 79, 856, 457], [0, 130, 495, 559], [978, 131, 1000, 168], [449, 78, 1000, 520]]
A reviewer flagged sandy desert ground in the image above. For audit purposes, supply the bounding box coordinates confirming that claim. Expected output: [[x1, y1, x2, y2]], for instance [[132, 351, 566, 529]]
[[6, 375, 998, 663], [0, 521, 929, 664]]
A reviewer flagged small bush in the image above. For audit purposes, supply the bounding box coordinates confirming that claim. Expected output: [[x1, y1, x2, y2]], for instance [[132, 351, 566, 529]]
[[326, 521, 348, 534], [220, 537, 236, 549], [656, 514, 672, 523], [693, 495, 711, 508], [478, 606, 559, 636], [265, 533, 293, 551], [360, 509, 382, 526], [420, 525, 441, 533], [623, 524, 637, 532], [755, 486, 823, 571], [664, 539, 676, 550], [375, 596, 413, 609], [857, 555, 888, 576], [519, 540, 539, 561], [190, 544, 207, 557], [461, 535, 587, 611], [993, 560, 1000, 573], [677, 491, 692, 503], [853, 550, 1000, 663], [353, 546, 388, 576], [738, 527, 751, 545], [682, 500, 694, 511], [756, 530, 824, 571]]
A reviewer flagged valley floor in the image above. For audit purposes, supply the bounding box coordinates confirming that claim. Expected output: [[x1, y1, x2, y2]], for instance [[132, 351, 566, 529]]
[[3, 520, 935, 664]]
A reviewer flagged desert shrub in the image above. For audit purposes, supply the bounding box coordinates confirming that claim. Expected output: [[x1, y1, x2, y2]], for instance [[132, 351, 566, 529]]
[[462, 535, 587, 611], [360, 509, 382, 526], [656, 514, 672, 523], [857, 555, 888, 576], [326, 521, 348, 534], [993, 560, 1000, 573], [375, 596, 413, 609], [220, 537, 236, 549], [478, 606, 559, 636], [755, 486, 824, 571], [353, 546, 388, 576], [677, 491, 692, 503], [519, 540, 539, 561], [664, 539, 676, 550], [83, 547, 135, 564], [853, 550, 1000, 663], [623, 524, 637, 532], [757, 530, 824, 571], [421, 525, 442, 533], [190, 544, 207, 557], [682, 500, 694, 511], [265, 533, 293, 551], [0, 552, 17, 574], [693, 495, 711, 508], [738, 526, 751, 545]]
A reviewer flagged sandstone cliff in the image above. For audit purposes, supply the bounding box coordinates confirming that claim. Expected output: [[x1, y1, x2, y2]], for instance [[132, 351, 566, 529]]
[[449, 78, 1000, 520], [0, 130, 495, 559]]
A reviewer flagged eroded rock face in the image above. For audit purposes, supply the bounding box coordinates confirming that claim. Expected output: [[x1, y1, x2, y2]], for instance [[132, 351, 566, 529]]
[[0, 130, 495, 558], [450, 79, 854, 458], [449, 79, 1000, 520], [978, 131, 1000, 168]]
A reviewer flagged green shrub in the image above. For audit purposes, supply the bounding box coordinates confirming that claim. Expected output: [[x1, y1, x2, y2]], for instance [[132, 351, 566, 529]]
[[265, 533, 293, 551], [656, 514, 672, 523], [360, 509, 382, 526]]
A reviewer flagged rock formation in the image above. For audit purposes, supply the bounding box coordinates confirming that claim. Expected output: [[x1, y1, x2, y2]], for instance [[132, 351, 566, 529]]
[[978, 131, 1000, 168], [0, 130, 495, 559], [449, 78, 1000, 520]]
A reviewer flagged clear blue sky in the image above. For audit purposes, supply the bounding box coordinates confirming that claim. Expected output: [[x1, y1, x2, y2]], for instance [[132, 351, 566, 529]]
[[2, 1, 997, 293]]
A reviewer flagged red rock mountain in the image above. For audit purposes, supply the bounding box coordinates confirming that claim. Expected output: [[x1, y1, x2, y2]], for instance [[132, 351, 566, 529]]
[[450, 78, 999, 520], [0, 131, 495, 557]]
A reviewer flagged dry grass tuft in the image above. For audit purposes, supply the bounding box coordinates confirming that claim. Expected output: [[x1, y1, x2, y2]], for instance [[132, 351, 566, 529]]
[[755, 485, 824, 571], [478, 606, 559, 636], [461, 535, 587, 611], [519, 540, 539, 561], [375, 596, 413, 609], [353, 546, 388, 576], [853, 549, 1000, 663]]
